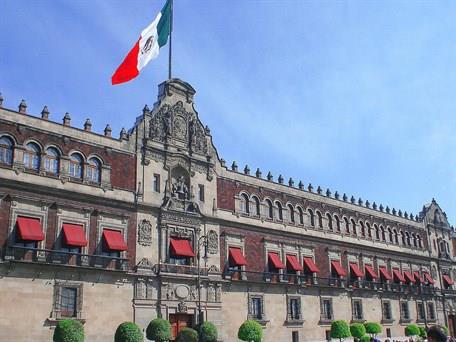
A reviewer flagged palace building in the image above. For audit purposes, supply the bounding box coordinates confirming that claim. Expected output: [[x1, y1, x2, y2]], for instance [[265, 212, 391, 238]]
[[0, 79, 455, 342]]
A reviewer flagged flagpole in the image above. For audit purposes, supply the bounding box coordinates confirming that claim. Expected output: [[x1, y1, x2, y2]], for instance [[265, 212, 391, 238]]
[[168, 0, 173, 80]]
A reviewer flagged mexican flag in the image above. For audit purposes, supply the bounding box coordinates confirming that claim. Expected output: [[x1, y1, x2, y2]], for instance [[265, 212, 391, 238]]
[[111, 0, 171, 85]]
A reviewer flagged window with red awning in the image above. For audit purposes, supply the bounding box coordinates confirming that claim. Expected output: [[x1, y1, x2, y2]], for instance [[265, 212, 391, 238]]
[[423, 272, 435, 284], [379, 266, 392, 281], [443, 274, 454, 286], [286, 254, 303, 272], [229, 247, 247, 266], [392, 268, 406, 283], [413, 271, 424, 283], [62, 223, 87, 247], [303, 257, 320, 273], [331, 260, 347, 277], [403, 271, 416, 283], [102, 229, 127, 251], [16, 217, 45, 241], [365, 265, 378, 280], [268, 252, 285, 269], [350, 263, 363, 278], [169, 238, 195, 257]]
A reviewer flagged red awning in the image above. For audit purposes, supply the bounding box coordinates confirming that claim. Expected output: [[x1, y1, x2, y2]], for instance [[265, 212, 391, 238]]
[[365, 265, 378, 279], [331, 260, 347, 277], [393, 268, 406, 283], [404, 271, 416, 283], [379, 266, 392, 280], [286, 254, 303, 271], [62, 223, 87, 247], [413, 271, 424, 283], [443, 274, 454, 286], [103, 229, 128, 251], [16, 217, 44, 241], [424, 272, 435, 285], [170, 238, 195, 257], [350, 263, 363, 277], [268, 252, 285, 269], [303, 257, 320, 273], [229, 247, 247, 266]]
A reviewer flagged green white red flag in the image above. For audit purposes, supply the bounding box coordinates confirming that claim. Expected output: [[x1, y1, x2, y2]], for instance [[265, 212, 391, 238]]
[[112, 0, 171, 85]]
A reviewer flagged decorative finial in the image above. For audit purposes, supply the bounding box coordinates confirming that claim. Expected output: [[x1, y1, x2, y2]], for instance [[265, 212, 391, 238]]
[[415, 214, 419, 221], [289, 178, 294, 187], [379, 204, 384, 212], [308, 183, 313, 192], [63, 112, 71, 126], [267, 171, 273, 181], [231, 161, 238, 171], [18, 99, 27, 113], [386, 206, 390, 214], [317, 186, 322, 195], [404, 211, 408, 218], [372, 202, 377, 210], [41, 106, 50, 120], [398, 210, 402, 217], [255, 168, 262, 178], [220, 158, 226, 167], [358, 198, 363, 206], [204, 125, 211, 134], [244, 165, 250, 175], [298, 181, 304, 190], [365, 200, 370, 208], [350, 196, 355, 204], [104, 124, 112, 137], [142, 104, 150, 115], [343, 193, 348, 202], [278, 175, 284, 184], [334, 191, 340, 200], [0, 92, 3, 107], [392, 208, 397, 215], [84, 119, 92, 131], [326, 188, 331, 197], [120, 127, 128, 140]]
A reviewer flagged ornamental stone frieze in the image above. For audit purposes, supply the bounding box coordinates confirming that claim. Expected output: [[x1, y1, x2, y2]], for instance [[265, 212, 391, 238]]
[[207, 230, 219, 254], [138, 219, 152, 246]]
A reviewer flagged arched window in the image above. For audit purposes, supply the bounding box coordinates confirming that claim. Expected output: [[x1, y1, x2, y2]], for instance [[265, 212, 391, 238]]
[[359, 221, 365, 237], [374, 224, 380, 240], [317, 211, 323, 229], [44, 147, 60, 174], [405, 232, 411, 246], [335, 215, 341, 232], [87, 157, 101, 183], [252, 196, 260, 217], [288, 204, 295, 223], [344, 217, 350, 234], [380, 226, 386, 241], [417, 235, 422, 248], [276, 201, 283, 221], [387, 227, 393, 243], [266, 199, 273, 219], [23, 142, 41, 170], [297, 207, 304, 225], [412, 233, 417, 247], [393, 229, 399, 244], [240, 193, 250, 214], [308, 209, 315, 227], [366, 222, 372, 238], [0, 136, 14, 165], [400, 231, 406, 245], [326, 213, 333, 231], [69, 153, 84, 179], [350, 219, 357, 235]]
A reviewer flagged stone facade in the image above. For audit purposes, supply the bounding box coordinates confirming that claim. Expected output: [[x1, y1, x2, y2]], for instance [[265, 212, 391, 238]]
[[0, 79, 455, 342]]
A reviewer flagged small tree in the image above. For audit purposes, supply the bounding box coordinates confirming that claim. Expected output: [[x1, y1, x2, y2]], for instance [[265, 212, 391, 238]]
[[238, 320, 263, 342], [114, 322, 143, 342], [331, 320, 351, 342], [196, 321, 218, 342], [350, 323, 367, 341], [418, 327, 427, 338], [53, 319, 84, 342], [360, 335, 371, 342], [146, 318, 171, 342], [405, 324, 420, 337], [364, 322, 382, 337], [176, 327, 198, 342]]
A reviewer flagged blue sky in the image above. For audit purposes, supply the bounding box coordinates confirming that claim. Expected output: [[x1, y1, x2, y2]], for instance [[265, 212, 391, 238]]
[[1, 0, 456, 225]]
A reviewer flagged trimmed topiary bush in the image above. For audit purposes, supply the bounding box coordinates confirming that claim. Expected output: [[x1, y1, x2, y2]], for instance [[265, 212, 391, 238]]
[[176, 327, 198, 342], [53, 319, 84, 342], [364, 322, 382, 337], [405, 324, 420, 337], [360, 335, 371, 342], [196, 321, 218, 342], [350, 323, 366, 341], [146, 318, 171, 342], [114, 322, 143, 342], [331, 320, 351, 342], [238, 320, 263, 342]]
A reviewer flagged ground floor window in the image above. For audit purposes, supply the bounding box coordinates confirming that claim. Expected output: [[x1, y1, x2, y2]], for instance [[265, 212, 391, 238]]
[[287, 297, 302, 321], [53, 283, 82, 319], [320, 298, 333, 322], [249, 295, 264, 320], [417, 302, 426, 321], [427, 302, 436, 320], [352, 299, 363, 321], [382, 301, 392, 321], [400, 301, 410, 321]]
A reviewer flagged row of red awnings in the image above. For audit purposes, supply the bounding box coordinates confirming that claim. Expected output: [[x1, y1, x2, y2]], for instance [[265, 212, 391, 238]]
[[16, 217, 127, 251]]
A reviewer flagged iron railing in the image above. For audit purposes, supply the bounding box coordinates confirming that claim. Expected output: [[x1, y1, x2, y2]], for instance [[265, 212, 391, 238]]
[[154, 263, 208, 277]]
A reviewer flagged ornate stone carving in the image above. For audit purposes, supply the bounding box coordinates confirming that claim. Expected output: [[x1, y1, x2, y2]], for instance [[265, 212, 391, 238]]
[[138, 219, 152, 246], [175, 285, 190, 299], [207, 285, 216, 302], [168, 226, 193, 239], [207, 230, 218, 254], [178, 301, 187, 313], [161, 212, 201, 226], [208, 265, 220, 274], [136, 258, 154, 270], [189, 119, 208, 154], [149, 104, 169, 142], [136, 279, 146, 299], [215, 285, 221, 302], [173, 115, 187, 140], [171, 176, 190, 200]]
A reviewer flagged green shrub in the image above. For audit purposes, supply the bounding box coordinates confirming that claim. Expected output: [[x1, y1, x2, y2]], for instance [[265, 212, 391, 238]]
[[364, 322, 382, 336], [238, 320, 263, 342], [145, 318, 171, 342], [114, 322, 143, 342], [405, 324, 420, 337], [350, 323, 366, 340], [331, 320, 351, 341], [196, 321, 218, 342], [360, 335, 371, 342], [176, 327, 198, 342], [418, 327, 426, 338], [53, 319, 84, 342], [442, 326, 449, 336]]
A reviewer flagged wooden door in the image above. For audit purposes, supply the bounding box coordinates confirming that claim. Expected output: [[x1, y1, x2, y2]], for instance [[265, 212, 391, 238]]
[[169, 313, 193, 340]]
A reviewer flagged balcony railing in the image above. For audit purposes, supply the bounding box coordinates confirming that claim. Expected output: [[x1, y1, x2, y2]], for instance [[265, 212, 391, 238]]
[[223, 270, 437, 295], [154, 263, 208, 277], [2, 246, 129, 271]]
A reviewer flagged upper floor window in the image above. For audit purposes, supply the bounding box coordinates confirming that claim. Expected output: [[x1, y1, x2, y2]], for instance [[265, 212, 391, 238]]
[[344, 217, 350, 234], [23, 142, 41, 170], [317, 211, 323, 229], [393, 230, 399, 244], [380, 226, 386, 241], [374, 225, 380, 240], [288, 204, 295, 223], [308, 209, 315, 227], [44, 147, 60, 174], [405, 232, 411, 246], [198, 184, 205, 202], [335, 215, 341, 232], [387, 228, 393, 243], [359, 222, 365, 237], [412, 233, 417, 247], [252, 196, 260, 216], [276, 201, 283, 221], [366, 222, 372, 238], [297, 207, 304, 225], [240, 193, 250, 214], [69, 153, 84, 179], [87, 157, 101, 183], [350, 219, 357, 235], [326, 213, 333, 231], [0, 136, 14, 165], [266, 199, 274, 219], [153, 174, 160, 192]]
